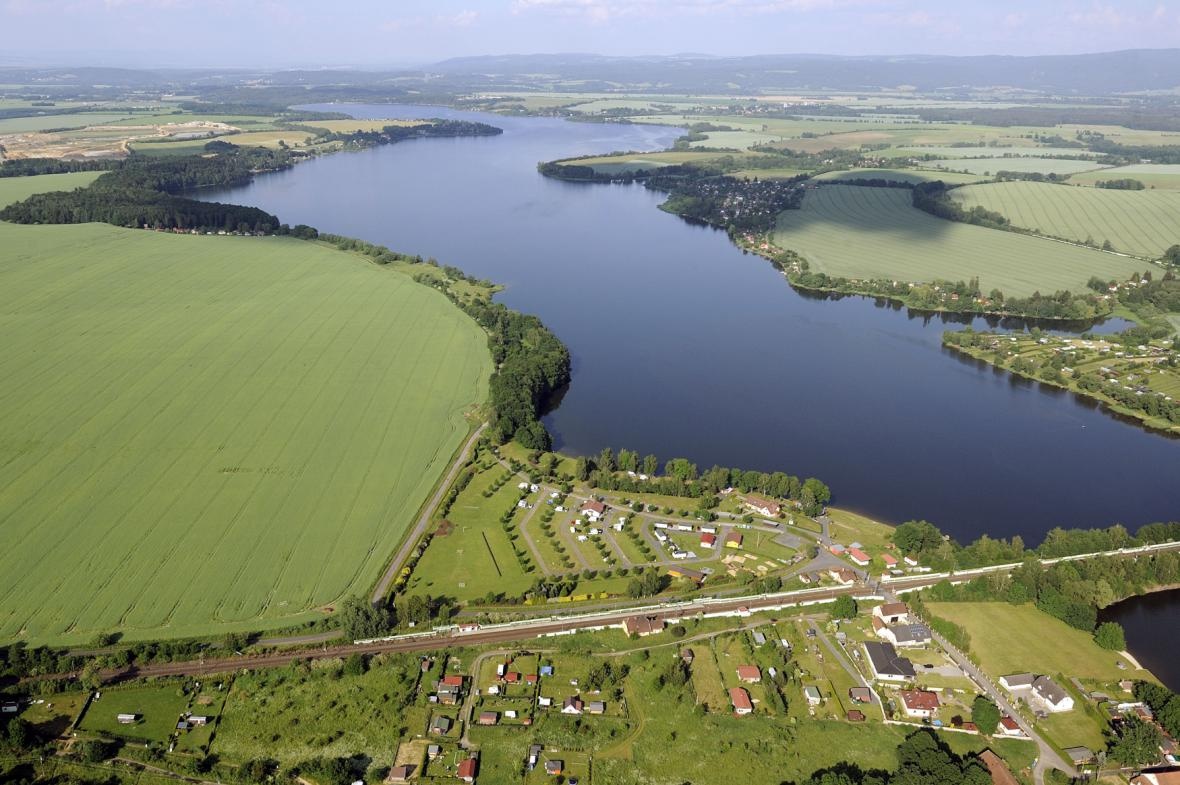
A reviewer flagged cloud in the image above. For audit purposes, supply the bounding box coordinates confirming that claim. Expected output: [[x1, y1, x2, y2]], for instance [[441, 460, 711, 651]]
[[382, 9, 479, 33]]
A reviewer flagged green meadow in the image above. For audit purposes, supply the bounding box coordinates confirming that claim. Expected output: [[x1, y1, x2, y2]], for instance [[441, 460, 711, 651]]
[[0, 222, 490, 644], [772, 185, 1144, 296], [0, 171, 104, 206], [950, 180, 1180, 259]]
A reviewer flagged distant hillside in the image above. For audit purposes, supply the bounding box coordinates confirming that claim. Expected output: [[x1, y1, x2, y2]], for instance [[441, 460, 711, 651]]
[[430, 50, 1180, 94]]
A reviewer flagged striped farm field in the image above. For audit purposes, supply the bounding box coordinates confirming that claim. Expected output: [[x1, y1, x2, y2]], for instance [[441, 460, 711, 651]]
[[0, 222, 490, 644], [949, 180, 1180, 259], [928, 157, 1108, 176], [0, 171, 103, 207], [813, 168, 986, 185], [1068, 164, 1180, 190], [772, 186, 1144, 296]]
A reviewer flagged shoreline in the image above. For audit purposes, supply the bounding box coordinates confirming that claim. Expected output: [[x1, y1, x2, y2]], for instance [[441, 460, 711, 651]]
[[942, 341, 1180, 438]]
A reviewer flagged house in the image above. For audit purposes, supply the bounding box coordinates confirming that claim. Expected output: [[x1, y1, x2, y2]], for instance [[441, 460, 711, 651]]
[[457, 757, 478, 783], [876, 622, 932, 648], [545, 760, 564, 777], [526, 674, 539, 685], [667, 566, 706, 583], [998, 716, 1024, 736], [562, 696, 584, 715], [188, 715, 210, 726], [730, 687, 753, 716], [1063, 747, 1095, 766], [873, 602, 910, 624], [904, 555, 919, 567], [441, 674, 464, 688], [430, 715, 452, 735], [979, 749, 1020, 785], [700, 532, 717, 548], [829, 568, 858, 585], [899, 689, 940, 718], [881, 553, 899, 569], [1132, 771, 1180, 785], [527, 745, 542, 769], [680, 648, 695, 664], [1032, 675, 1074, 713], [849, 687, 874, 704], [487, 684, 501, 696], [176, 721, 189, 731], [829, 544, 846, 555], [388, 765, 415, 782], [737, 665, 762, 683], [863, 642, 916, 682], [437, 684, 461, 705], [999, 673, 1034, 693], [504, 672, 520, 684], [117, 713, 138, 724], [427, 744, 443, 759], [622, 614, 665, 637], [538, 696, 552, 708], [540, 665, 554, 677], [724, 532, 743, 549], [587, 701, 606, 715], [804, 686, 822, 706], [479, 711, 499, 726], [847, 548, 871, 567], [744, 495, 782, 517], [848, 709, 866, 722], [580, 500, 606, 520], [752, 631, 766, 646]]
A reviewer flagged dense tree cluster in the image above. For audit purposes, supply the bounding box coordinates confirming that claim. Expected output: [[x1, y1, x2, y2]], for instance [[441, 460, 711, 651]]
[[0, 157, 118, 177], [789, 730, 991, 785], [1095, 178, 1147, 190], [315, 119, 502, 149], [1135, 681, 1180, 740], [0, 148, 288, 233]]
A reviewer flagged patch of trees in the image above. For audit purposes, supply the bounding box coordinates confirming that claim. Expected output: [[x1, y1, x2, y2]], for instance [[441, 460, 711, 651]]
[[911, 180, 1009, 229], [1108, 714, 1166, 766], [788, 729, 991, 785], [316, 119, 502, 149], [1121, 273, 1180, 313], [994, 170, 1070, 183], [1096, 178, 1146, 190], [0, 148, 288, 233], [0, 157, 118, 177], [1134, 681, 1180, 740]]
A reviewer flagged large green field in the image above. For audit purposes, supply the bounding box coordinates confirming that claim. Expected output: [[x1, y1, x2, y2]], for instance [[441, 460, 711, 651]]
[[813, 168, 986, 185], [0, 171, 103, 207], [928, 157, 1108, 176], [0, 222, 490, 644], [772, 185, 1144, 296], [950, 181, 1180, 259], [1068, 163, 1180, 190], [926, 602, 1155, 683]]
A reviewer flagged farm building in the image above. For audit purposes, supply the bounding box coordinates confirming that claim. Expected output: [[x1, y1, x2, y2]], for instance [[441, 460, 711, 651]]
[[737, 665, 762, 683], [730, 687, 753, 716], [744, 495, 782, 517], [457, 757, 478, 783], [873, 602, 910, 624], [899, 689, 940, 718], [863, 642, 916, 682], [622, 614, 665, 636]]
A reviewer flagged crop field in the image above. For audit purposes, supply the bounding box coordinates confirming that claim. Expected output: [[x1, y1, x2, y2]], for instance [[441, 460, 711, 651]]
[[0, 112, 137, 134], [772, 185, 1143, 296], [901, 145, 1095, 158], [1068, 163, 1180, 189], [131, 130, 314, 156], [926, 602, 1155, 683], [0, 171, 103, 207], [950, 180, 1180, 259], [0, 223, 490, 644], [813, 168, 985, 185], [928, 157, 1108, 176]]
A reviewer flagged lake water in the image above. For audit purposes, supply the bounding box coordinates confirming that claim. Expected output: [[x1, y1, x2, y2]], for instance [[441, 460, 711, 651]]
[[198, 103, 1180, 545], [1099, 589, 1180, 690]]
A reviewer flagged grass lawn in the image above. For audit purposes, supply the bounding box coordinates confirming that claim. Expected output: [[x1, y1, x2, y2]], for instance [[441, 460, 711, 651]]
[[950, 181, 1180, 258], [826, 507, 896, 552], [1039, 703, 1108, 752], [78, 684, 188, 743], [814, 168, 986, 185], [925, 602, 1156, 683], [773, 185, 1144, 297], [0, 171, 104, 207], [0, 111, 136, 133], [19, 692, 89, 739], [0, 223, 490, 645], [410, 465, 534, 602], [212, 654, 419, 765], [1069, 163, 1180, 190], [927, 158, 1108, 176]]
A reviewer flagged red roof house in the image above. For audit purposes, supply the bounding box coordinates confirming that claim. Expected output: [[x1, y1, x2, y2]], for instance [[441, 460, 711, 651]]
[[736, 665, 762, 683], [730, 687, 753, 715], [457, 757, 478, 783]]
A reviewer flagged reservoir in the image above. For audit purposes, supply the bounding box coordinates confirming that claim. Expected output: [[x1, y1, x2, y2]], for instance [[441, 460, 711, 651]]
[[199, 103, 1180, 545], [1099, 590, 1180, 691]]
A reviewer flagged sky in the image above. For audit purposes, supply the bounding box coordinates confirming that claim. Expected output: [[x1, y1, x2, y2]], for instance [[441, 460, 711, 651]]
[[2, 0, 1179, 68]]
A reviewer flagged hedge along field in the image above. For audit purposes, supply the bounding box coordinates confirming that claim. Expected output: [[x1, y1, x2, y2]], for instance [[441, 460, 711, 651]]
[[0, 171, 104, 207], [0, 222, 490, 644], [950, 180, 1180, 259], [772, 186, 1145, 297]]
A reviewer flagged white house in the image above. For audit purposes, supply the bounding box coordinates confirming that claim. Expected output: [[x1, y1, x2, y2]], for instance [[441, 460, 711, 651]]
[[1032, 676, 1074, 713], [900, 690, 940, 719]]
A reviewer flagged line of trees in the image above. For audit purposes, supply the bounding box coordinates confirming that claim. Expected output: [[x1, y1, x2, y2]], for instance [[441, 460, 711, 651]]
[[314, 119, 502, 148]]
